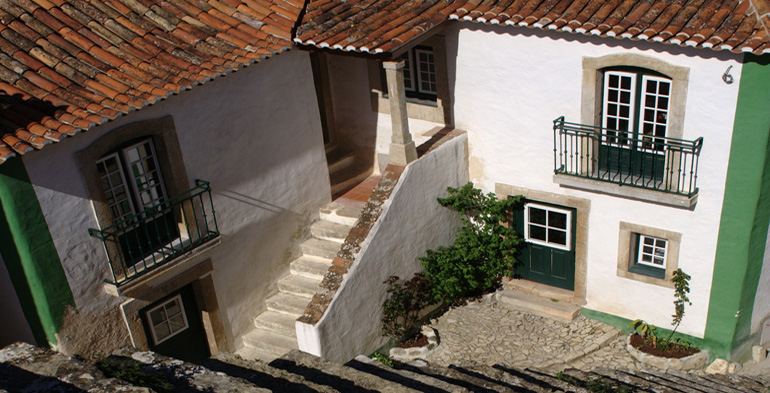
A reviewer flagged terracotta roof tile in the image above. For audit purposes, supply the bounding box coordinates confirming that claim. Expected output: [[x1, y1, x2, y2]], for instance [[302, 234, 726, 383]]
[[0, 0, 297, 163], [297, 0, 770, 56]]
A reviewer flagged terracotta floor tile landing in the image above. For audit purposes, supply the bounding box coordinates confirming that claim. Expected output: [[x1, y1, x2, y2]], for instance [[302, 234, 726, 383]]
[[333, 174, 381, 209]]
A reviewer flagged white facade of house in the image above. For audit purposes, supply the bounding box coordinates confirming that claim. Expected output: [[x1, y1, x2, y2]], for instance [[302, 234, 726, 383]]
[[18, 50, 331, 356], [449, 23, 741, 338]]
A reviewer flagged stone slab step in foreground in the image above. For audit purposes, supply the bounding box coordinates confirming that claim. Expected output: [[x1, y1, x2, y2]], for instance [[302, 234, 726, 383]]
[[319, 201, 361, 227], [499, 289, 581, 321], [271, 350, 417, 392]]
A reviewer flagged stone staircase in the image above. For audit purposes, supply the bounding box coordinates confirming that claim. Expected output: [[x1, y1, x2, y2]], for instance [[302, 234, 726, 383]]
[[237, 205, 359, 362], [4, 342, 768, 393]]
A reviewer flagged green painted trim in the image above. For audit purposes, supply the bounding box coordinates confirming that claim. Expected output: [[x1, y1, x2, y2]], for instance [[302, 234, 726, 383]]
[[0, 158, 75, 346], [704, 54, 770, 360], [581, 308, 705, 349]]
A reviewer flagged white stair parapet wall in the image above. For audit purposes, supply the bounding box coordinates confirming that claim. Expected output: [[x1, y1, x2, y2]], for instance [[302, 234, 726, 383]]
[[296, 133, 469, 363]]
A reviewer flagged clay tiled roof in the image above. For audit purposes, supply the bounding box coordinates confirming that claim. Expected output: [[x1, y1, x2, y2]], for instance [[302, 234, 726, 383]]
[[295, 0, 464, 53], [0, 0, 302, 164], [295, 0, 770, 56]]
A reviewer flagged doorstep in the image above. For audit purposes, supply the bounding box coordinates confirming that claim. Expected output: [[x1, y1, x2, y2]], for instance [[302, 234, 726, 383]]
[[500, 279, 583, 322]]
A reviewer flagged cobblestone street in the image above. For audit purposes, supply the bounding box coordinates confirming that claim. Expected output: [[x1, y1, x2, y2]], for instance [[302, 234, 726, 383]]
[[424, 298, 645, 373]]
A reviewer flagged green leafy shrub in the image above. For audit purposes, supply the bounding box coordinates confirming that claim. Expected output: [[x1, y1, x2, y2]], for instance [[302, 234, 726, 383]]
[[420, 183, 522, 303], [382, 273, 437, 341], [370, 352, 394, 367]]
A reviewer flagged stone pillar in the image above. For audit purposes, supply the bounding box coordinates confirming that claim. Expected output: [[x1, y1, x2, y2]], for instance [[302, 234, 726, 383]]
[[383, 60, 418, 165]]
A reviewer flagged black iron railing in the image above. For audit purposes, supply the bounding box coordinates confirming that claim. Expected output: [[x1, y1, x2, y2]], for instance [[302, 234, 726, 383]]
[[553, 117, 702, 197], [89, 180, 219, 286]]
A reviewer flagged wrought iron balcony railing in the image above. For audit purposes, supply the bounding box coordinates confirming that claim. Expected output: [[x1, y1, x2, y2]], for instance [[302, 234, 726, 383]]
[[553, 117, 702, 197], [89, 179, 219, 286]]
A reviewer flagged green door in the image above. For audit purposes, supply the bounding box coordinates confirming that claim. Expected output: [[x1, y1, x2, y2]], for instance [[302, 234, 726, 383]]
[[514, 202, 576, 291], [141, 284, 210, 362]]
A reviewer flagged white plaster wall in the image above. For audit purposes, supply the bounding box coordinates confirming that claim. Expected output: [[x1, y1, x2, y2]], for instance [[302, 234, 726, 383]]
[[0, 253, 36, 346], [22, 50, 330, 350], [446, 23, 742, 338], [298, 134, 469, 362], [751, 220, 770, 333]]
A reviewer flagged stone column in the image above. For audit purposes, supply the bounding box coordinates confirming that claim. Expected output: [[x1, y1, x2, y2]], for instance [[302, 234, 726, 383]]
[[383, 60, 418, 165]]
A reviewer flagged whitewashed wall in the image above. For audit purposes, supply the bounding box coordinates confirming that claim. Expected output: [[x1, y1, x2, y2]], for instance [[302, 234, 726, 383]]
[[22, 50, 330, 352], [298, 134, 468, 362], [444, 22, 743, 337]]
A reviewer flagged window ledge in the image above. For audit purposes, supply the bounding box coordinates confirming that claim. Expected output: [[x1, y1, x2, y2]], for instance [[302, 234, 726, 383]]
[[553, 174, 697, 210]]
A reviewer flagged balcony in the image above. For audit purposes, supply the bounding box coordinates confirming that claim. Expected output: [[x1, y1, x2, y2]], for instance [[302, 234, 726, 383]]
[[89, 180, 220, 286], [552, 117, 702, 208]]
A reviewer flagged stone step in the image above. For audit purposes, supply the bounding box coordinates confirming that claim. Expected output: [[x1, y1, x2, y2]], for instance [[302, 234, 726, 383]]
[[0, 343, 151, 393], [207, 352, 339, 393], [330, 164, 372, 196], [499, 289, 581, 321], [320, 201, 361, 227], [454, 362, 583, 393], [326, 148, 356, 174], [300, 237, 341, 260], [254, 311, 297, 337], [234, 345, 283, 363], [112, 346, 272, 392], [278, 274, 321, 298], [266, 292, 311, 315], [241, 329, 297, 359], [290, 255, 332, 280], [271, 350, 419, 392], [310, 219, 352, 242], [348, 356, 474, 392]]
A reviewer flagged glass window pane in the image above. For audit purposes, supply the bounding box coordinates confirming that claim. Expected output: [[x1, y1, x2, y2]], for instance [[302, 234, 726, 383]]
[[619, 105, 630, 118], [549, 229, 566, 245], [643, 246, 653, 254], [153, 322, 170, 340], [168, 315, 186, 332], [659, 82, 670, 95], [608, 90, 618, 102], [548, 211, 567, 229], [658, 97, 669, 110], [529, 225, 546, 241], [165, 300, 181, 317], [653, 256, 664, 265], [621, 76, 631, 89], [149, 308, 166, 325], [609, 74, 619, 87], [529, 207, 546, 224], [620, 91, 631, 103]]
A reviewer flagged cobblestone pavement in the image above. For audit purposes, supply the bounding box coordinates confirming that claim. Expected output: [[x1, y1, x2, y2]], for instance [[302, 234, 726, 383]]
[[424, 299, 645, 373]]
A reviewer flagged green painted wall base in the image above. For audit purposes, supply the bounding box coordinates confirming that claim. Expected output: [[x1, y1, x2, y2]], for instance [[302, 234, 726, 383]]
[[704, 54, 770, 361], [0, 158, 75, 346], [581, 308, 706, 350]]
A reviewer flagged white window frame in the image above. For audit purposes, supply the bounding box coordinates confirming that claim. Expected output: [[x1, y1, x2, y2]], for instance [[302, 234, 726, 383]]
[[602, 70, 636, 148], [120, 139, 169, 211], [636, 234, 667, 269], [414, 48, 437, 95], [524, 203, 572, 251], [96, 152, 136, 223], [400, 50, 415, 92], [638, 75, 671, 153], [146, 294, 189, 345]]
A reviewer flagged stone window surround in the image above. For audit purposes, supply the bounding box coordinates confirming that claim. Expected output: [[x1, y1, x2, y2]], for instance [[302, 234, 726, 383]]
[[75, 116, 189, 233], [495, 183, 590, 304], [368, 34, 452, 125], [76, 116, 230, 354], [555, 53, 695, 209], [617, 221, 681, 288]]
